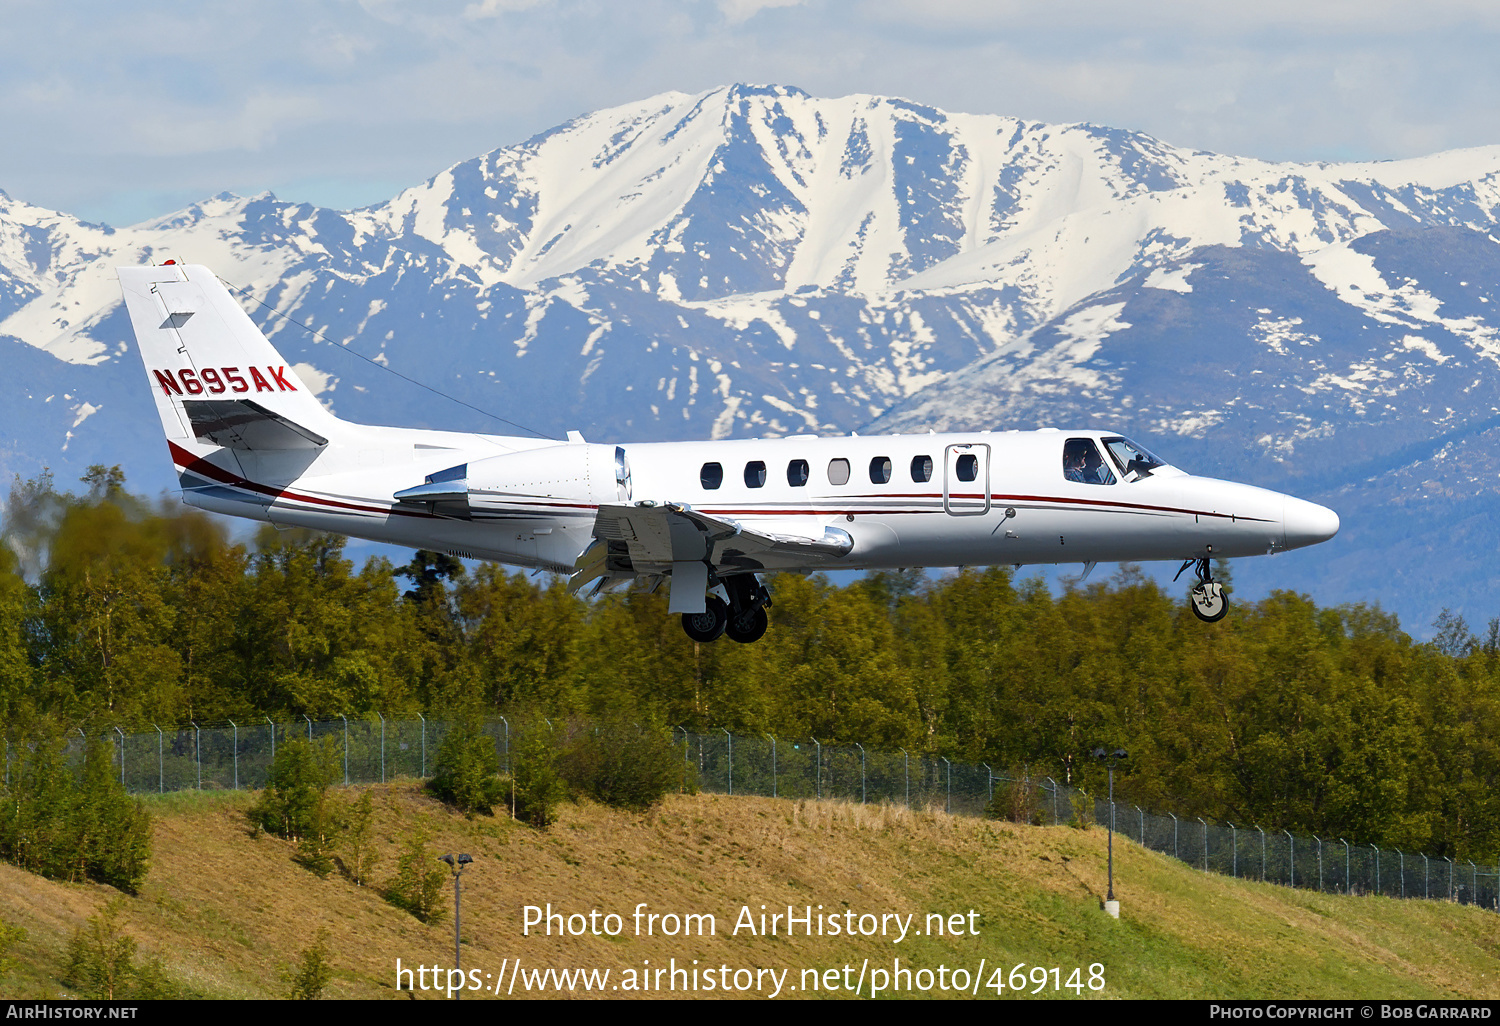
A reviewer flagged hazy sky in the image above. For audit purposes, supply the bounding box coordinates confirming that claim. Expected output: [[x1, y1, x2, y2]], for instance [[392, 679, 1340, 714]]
[[4, 0, 1497, 226]]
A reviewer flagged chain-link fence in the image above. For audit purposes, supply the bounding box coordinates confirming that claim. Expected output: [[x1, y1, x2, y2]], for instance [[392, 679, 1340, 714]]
[[5, 719, 1495, 911]]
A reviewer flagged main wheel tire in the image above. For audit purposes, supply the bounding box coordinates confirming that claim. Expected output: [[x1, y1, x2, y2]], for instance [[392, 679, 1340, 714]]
[[1190, 582, 1229, 623], [681, 595, 730, 642], [724, 605, 769, 644]]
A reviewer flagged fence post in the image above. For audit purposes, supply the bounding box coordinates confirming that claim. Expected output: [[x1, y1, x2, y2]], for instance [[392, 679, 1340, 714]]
[[155, 724, 163, 794], [1446, 856, 1454, 900], [1374, 845, 1381, 896], [941, 757, 951, 814], [498, 715, 507, 777], [1424, 854, 1430, 899], [902, 749, 911, 809], [339, 715, 348, 786], [769, 735, 777, 799], [1046, 776, 1058, 825], [114, 726, 125, 787], [1315, 836, 1323, 892], [1472, 860, 1479, 905], [1199, 818, 1209, 873], [811, 738, 821, 799], [1397, 850, 1404, 899], [304, 715, 312, 744], [419, 713, 427, 778], [377, 712, 385, 783], [722, 728, 732, 795], [191, 721, 201, 790], [1256, 825, 1265, 881], [1170, 813, 1178, 860], [1230, 825, 1237, 878], [265, 716, 275, 776], [856, 743, 866, 804], [1284, 830, 1294, 888], [1135, 806, 1143, 846], [229, 720, 238, 791], [1342, 839, 1350, 894], [983, 763, 993, 806]]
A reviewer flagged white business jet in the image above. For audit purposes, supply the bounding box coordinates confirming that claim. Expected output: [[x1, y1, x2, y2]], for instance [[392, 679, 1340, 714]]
[[117, 264, 1339, 644]]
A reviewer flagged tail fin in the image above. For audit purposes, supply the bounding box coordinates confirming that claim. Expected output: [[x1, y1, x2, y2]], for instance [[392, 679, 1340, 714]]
[[116, 264, 340, 452]]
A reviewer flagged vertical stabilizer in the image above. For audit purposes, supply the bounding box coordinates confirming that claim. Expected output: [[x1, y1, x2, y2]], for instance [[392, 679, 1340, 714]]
[[117, 264, 339, 447], [116, 263, 354, 518]]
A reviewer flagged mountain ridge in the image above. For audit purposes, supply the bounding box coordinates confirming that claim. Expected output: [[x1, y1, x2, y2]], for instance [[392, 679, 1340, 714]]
[[2, 83, 1499, 632]]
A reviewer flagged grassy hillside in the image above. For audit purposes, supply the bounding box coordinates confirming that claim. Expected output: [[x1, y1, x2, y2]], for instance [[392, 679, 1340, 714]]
[[1, 784, 1498, 999]]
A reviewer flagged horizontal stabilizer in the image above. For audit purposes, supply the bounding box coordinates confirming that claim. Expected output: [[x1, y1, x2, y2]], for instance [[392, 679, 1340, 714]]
[[182, 399, 328, 451]]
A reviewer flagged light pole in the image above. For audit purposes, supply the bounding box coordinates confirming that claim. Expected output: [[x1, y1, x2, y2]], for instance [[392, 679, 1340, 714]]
[[1092, 747, 1127, 918], [438, 853, 473, 999]]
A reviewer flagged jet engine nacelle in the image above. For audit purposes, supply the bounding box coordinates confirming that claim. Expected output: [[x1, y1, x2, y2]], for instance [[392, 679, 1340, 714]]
[[468, 443, 632, 506]]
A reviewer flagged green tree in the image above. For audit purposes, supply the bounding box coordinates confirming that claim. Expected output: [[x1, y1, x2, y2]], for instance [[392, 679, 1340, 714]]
[[340, 791, 379, 886], [385, 830, 447, 923], [0, 730, 152, 892], [249, 737, 342, 876], [430, 717, 504, 816], [282, 928, 334, 999], [510, 717, 566, 828]]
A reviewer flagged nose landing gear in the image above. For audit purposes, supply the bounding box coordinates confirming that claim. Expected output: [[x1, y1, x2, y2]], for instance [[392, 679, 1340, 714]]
[[1176, 556, 1229, 623]]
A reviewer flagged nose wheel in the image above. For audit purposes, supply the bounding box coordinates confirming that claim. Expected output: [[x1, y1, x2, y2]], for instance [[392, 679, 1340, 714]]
[[1177, 557, 1229, 623]]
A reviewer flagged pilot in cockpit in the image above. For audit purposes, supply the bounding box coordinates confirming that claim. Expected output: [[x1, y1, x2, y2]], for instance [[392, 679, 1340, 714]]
[[1063, 439, 1114, 485]]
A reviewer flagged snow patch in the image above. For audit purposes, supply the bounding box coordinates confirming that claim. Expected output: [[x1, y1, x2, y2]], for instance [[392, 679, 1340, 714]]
[[1143, 263, 1199, 293]]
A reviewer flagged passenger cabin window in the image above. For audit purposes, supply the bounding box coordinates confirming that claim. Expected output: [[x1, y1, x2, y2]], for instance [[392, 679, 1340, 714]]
[[1103, 436, 1167, 481], [744, 461, 767, 488], [827, 458, 851, 485], [787, 459, 809, 487], [1062, 439, 1115, 486], [955, 453, 979, 482], [911, 455, 933, 483], [870, 457, 892, 484], [701, 462, 723, 490]]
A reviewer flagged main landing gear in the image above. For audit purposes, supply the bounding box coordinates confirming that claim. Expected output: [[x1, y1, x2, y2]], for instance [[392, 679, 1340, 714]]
[[680, 574, 772, 644], [1176, 556, 1228, 623]]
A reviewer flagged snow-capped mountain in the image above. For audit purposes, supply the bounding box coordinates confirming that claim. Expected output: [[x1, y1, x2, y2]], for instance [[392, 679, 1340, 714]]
[[3, 84, 1500, 632]]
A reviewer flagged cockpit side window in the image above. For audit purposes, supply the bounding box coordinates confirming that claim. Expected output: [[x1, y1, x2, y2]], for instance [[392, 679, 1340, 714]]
[[1062, 438, 1116, 486], [1102, 437, 1167, 481]]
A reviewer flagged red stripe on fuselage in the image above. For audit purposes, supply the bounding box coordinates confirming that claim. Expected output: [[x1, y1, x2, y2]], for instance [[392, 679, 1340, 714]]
[[165, 442, 1266, 526]]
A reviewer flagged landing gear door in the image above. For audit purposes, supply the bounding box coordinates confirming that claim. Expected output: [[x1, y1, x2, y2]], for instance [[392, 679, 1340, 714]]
[[943, 443, 990, 516]]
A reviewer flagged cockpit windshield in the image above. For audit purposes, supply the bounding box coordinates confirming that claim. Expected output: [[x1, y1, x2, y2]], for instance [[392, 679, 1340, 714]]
[[1102, 437, 1168, 480]]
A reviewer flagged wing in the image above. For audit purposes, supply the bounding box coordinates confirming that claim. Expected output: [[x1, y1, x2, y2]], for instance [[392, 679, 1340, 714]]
[[570, 501, 853, 593]]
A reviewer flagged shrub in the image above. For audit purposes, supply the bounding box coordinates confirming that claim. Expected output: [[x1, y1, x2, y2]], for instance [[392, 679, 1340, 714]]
[[559, 718, 680, 812], [1069, 793, 1095, 830], [0, 732, 152, 893], [283, 928, 334, 999], [385, 830, 448, 924], [984, 770, 1041, 825], [0, 917, 26, 979], [429, 720, 504, 816], [510, 720, 566, 829], [63, 899, 174, 1000]]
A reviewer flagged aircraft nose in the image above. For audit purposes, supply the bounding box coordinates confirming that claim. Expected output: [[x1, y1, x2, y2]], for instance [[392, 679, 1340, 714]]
[[1282, 496, 1340, 551]]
